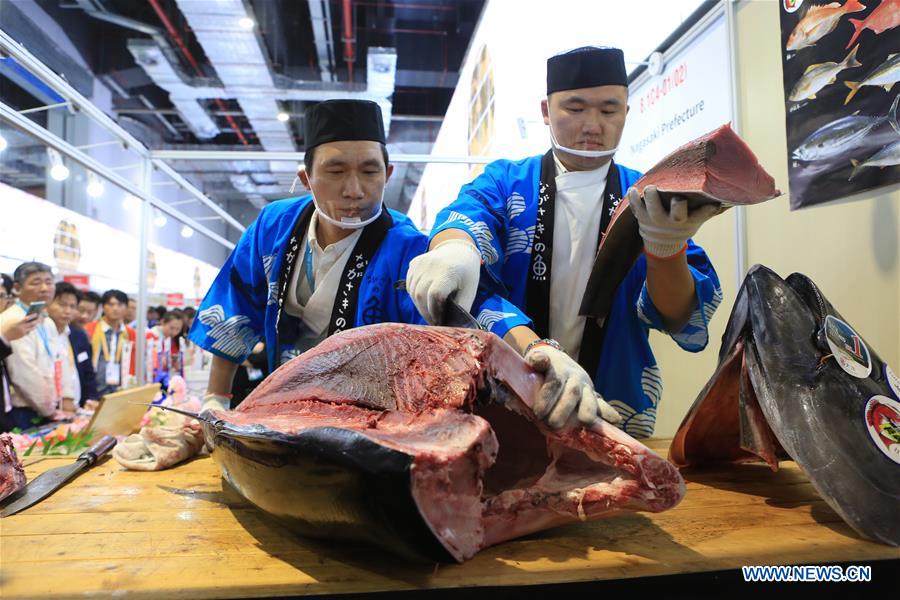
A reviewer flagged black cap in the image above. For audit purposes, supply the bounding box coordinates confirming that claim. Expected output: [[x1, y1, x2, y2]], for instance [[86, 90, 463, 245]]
[[547, 47, 628, 95], [303, 99, 386, 150]]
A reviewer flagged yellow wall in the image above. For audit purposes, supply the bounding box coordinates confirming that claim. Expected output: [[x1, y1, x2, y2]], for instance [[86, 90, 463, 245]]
[[652, 0, 900, 438]]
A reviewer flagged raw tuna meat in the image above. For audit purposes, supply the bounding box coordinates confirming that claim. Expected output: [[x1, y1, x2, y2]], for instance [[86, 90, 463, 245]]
[[580, 124, 780, 325], [670, 265, 900, 547], [634, 123, 781, 207], [0, 433, 26, 502], [202, 324, 685, 562]]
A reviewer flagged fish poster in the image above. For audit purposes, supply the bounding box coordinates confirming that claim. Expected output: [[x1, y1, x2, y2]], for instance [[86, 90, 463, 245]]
[[780, 0, 900, 209]]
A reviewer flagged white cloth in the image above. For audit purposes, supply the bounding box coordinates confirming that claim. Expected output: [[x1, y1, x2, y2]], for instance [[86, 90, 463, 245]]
[[549, 155, 611, 358], [44, 322, 78, 403], [284, 212, 362, 334], [0, 304, 56, 416]]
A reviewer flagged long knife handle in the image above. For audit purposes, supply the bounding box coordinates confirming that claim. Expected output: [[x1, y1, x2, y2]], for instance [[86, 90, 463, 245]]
[[78, 435, 117, 466]]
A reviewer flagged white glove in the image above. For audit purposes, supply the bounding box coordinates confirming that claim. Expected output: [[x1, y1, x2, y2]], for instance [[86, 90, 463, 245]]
[[628, 186, 722, 258], [525, 344, 622, 429], [201, 392, 231, 413], [406, 238, 482, 325]]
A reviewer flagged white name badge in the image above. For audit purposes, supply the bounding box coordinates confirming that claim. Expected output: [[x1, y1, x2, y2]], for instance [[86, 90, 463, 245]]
[[105, 362, 121, 386], [77, 351, 89, 363]]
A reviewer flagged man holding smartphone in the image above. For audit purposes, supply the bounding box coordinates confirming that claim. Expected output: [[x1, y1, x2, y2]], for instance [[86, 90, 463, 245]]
[[0, 262, 58, 430]]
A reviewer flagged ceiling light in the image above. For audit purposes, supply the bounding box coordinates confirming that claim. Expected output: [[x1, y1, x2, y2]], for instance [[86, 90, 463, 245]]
[[47, 148, 70, 181], [0, 133, 7, 152], [50, 164, 69, 181], [180, 225, 194, 238], [276, 111, 290, 122], [238, 16, 255, 29], [153, 211, 167, 228], [122, 194, 140, 212], [86, 172, 105, 198]]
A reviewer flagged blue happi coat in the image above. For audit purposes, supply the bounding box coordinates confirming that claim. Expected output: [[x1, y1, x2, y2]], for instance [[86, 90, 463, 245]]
[[431, 155, 723, 437], [190, 195, 531, 371]]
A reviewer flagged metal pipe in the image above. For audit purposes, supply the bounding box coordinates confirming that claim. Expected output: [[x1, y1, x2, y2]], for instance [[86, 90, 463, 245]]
[[0, 100, 235, 249], [19, 102, 70, 114], [146, 0, 249, 145], [75, 140, 123, 150], [117, 107, 440, 122], [367, 27, 447, 36], [136, 158, 151, 384], [353, 1, 454, 10], [137, 94, 181, 138], [724, 0, 748, 287], [0, 29, 245, 235], [151, 159, 245, 232], [152, 149, 498, 164], [342, 0, 355, 83]]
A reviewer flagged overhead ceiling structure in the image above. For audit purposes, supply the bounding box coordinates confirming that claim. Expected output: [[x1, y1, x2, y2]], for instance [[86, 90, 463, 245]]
[[0, 0, 484, 228]]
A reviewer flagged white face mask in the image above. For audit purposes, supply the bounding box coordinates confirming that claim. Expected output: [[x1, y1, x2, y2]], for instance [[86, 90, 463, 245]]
[[313, 194, 384, 230], [290, 176, 385, 230], [546, 102, 618, 158]]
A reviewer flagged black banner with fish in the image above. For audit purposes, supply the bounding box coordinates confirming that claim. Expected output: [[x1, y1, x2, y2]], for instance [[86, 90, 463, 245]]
[[780, 0, 900, 209]]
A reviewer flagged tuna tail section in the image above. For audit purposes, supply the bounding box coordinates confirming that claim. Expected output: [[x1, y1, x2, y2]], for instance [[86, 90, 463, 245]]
[[844, 81, 862, 104], [887, 93, 900, 134], [843, 44, 862, 70]]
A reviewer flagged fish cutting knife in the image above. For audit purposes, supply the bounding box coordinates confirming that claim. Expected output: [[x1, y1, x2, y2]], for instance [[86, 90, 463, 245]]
[[393, 280, 482, 329], [0, 435, 117, 517]]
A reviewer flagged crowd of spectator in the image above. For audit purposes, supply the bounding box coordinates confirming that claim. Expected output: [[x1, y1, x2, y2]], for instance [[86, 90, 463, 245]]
[[0, 261, 199, 432]]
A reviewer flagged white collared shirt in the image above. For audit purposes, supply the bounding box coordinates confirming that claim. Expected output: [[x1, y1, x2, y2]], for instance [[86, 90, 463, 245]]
[[549, 154, 611, 358], [284, 212, 363, 318], [44, 321, 78, 402], [1, 304, 56, 416]]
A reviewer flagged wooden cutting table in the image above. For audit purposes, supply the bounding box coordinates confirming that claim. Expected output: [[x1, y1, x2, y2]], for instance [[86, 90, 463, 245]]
[[1, 439, 896, 598]]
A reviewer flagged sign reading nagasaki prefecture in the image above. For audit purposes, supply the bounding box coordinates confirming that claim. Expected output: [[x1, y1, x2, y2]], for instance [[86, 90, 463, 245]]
[[617, 16, 733, 173]]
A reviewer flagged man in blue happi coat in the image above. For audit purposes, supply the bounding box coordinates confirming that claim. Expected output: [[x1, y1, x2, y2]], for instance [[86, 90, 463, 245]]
[[190, 99, 529, 413], [406, 47, 724, 438]]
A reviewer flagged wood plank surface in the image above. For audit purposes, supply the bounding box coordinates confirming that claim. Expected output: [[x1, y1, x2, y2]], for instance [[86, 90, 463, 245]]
[[1, 441, 896, 599]]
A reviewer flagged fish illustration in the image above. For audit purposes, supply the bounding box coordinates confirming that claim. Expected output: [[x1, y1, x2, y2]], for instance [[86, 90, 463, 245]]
[[849, 139, 900, 179], [789, 44, 862, 101], [792, 93, 900, 161], [786, 0, 866, 51], [846, 0, 900, 48], [844, 53, 900, 103]]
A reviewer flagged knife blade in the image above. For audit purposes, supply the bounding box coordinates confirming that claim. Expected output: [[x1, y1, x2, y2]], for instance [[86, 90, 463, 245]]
[[394, 280, 482, 330], [0, 435, 117, 518]]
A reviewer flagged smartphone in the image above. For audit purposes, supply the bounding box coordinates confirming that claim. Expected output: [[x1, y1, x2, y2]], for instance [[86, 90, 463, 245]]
[[25, 301, 46, 316]]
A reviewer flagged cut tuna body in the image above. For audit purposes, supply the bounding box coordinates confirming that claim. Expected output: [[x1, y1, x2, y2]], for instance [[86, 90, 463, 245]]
[[580, 124, 780, 324], [633, 124, 781, 207], [0, 434, 26, 502], [204, 324, 685, 562]]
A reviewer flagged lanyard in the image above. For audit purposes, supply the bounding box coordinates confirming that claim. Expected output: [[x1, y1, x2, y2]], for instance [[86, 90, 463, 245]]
[[36, 323, 53, 359], [99, 325, 124, 364], [304, 239, 315, 294]]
